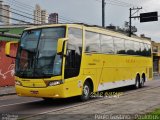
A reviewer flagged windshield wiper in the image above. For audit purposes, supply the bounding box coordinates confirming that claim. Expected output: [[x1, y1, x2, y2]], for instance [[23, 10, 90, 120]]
[[34, 69, 52, 78], [16, 70, 26, 77]]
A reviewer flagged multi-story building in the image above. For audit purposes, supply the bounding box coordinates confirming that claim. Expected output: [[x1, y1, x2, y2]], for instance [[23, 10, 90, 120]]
[[0, 1, 2, 23], [34, 4, 48, 24], [152, 41, 160, 74], [48, 13, 58, 24], [34, 4, 41, 24], [3, 5, 10, 24], [0, 1, 11, 25], [41, 10, 48, 24], [131, 34, 160, 75]]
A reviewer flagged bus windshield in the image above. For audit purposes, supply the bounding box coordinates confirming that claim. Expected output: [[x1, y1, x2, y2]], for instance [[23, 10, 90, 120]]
[[15, 27, 66, 78]]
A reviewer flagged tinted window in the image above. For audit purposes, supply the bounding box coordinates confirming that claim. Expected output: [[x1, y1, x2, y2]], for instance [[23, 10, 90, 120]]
[[101, 35, 114, 54], [140, 43, 146, 56], [85, 31, 100, 53], [144, 43, 151, 57], [147, 44, 151, 56], [125, 40, 135, 55], [114, 37, 125, 54], [134, 41, 141, 55]]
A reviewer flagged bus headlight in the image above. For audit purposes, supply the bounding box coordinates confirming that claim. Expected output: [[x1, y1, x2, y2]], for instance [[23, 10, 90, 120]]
[[48, 80, 63, 86], [15, 81, 22, 86]]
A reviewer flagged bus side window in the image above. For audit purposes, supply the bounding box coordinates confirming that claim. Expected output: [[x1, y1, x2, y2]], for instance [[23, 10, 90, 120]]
[[134, 41, 141, 55], [147, 44, 151, 56], [125, 40, 135, 55], [140, 43, 145, 56], [114, 37, 125, 54], [100, 35, 114, 54], [85, 31, 100, 53]]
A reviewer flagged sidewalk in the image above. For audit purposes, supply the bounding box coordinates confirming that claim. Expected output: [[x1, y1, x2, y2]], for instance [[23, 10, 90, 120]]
[[0, 86, 16, 96]]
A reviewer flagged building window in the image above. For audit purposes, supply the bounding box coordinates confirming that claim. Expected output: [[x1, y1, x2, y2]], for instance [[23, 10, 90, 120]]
[[153, 46, 158, 53]]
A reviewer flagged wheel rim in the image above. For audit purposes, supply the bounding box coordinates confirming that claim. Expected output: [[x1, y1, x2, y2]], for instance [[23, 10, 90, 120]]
[[136, 80, 139, 88], [83, 85, 89, 97], [141, 78, 144, 86]]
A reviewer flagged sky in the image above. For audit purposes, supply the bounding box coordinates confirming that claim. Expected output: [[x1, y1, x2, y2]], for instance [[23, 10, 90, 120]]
[[5, 0, 160, 42]]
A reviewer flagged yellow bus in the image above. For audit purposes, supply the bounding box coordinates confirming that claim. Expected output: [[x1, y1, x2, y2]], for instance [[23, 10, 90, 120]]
[[6, 24, 152, 101]]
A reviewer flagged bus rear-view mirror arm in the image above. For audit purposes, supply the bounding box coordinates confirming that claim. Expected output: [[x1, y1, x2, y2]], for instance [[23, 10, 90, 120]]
[[5, 41, 19, 59], [57, 38, 68, 55]]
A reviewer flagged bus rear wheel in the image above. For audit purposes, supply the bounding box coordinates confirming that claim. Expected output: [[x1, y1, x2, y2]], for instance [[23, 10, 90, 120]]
[[140, 76, 145, 88], [135, 75, 140, 89], [80, 81, 91, 101]]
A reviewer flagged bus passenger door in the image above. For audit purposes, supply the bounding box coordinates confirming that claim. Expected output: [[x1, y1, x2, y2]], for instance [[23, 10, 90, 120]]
[[64, 49, 81, 78], [64, 28, 82, 79], [63, 28, 82, 97]]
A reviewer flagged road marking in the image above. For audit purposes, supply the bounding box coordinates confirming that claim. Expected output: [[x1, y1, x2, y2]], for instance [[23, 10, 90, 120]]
[[22, 82, 160, 119], [0, 100, 41, 108], [22, 99, 100, 119], [0, 94, 19, 101]]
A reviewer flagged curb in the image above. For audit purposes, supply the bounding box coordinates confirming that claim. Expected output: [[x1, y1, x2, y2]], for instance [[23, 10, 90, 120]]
[[0, 92, 16, 97], [0, 86, 16, 97]]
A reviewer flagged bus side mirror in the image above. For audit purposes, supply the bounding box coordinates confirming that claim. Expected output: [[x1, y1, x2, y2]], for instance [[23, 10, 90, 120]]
[[5, 41, 19, 59], [57, 38, 68, 54]]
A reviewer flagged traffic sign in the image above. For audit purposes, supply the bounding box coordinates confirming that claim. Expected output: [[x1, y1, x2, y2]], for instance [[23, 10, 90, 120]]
[[140, 12, 158, 22]]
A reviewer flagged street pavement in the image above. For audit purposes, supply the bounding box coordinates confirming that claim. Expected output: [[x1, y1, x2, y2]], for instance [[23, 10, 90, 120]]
[[0, 86, 15, 96], [25, 79, 160, 120], [0, 78, 160, 120]]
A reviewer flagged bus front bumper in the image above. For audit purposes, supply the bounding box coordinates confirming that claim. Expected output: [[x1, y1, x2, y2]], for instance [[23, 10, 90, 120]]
[[15, 85, 65, 98]]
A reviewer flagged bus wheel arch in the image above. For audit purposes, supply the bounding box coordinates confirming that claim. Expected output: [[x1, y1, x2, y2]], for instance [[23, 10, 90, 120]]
[[84, 78, 94, 93], [80, 78, 94, 101]]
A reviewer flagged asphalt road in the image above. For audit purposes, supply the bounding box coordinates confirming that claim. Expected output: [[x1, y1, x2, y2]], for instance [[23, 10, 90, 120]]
[[0, 77, 160, 120], [0, 94, 82, 115]]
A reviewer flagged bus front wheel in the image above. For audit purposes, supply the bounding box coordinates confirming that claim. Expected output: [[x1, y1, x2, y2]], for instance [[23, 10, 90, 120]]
[[42, 98, 53, 102], [80, 81, 91, 101]]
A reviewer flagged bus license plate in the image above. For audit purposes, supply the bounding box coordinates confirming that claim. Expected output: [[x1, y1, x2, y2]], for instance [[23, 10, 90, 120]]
[[30, 91, 39, 94]]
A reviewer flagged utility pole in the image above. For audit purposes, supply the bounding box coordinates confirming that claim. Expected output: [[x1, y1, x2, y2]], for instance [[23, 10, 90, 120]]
[[102, 0, 105, 27], [129, 8, 132, 37], [129, 7, 142, 37]]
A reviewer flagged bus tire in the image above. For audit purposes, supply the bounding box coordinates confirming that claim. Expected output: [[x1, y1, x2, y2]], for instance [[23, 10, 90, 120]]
[[80, 81, 91, 102], [135, 75, 140, 89], [140, 76, 145, 88], [42, 98, 53, 102]]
